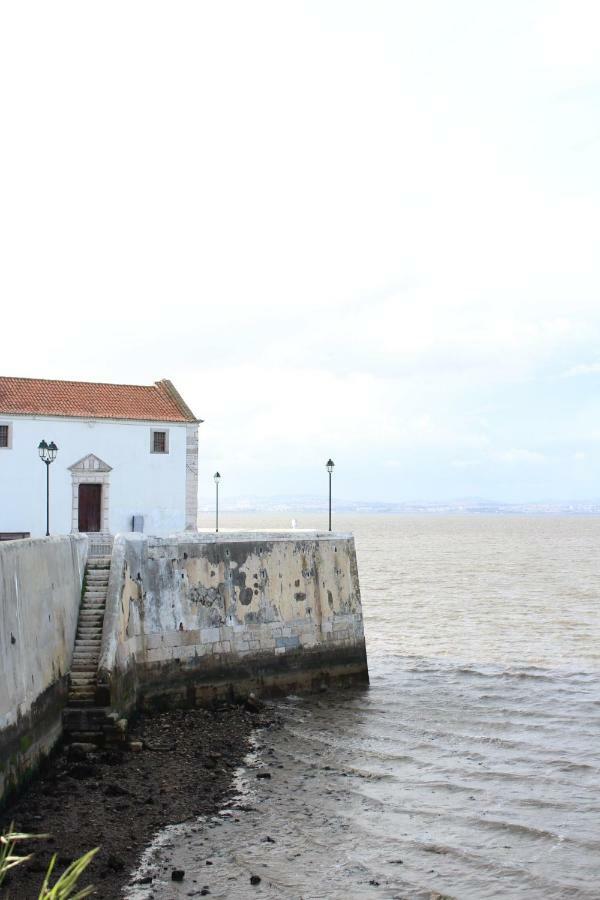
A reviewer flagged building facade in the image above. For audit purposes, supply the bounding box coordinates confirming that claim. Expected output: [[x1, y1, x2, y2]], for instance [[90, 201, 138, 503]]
[[0, 377, 201, 539]]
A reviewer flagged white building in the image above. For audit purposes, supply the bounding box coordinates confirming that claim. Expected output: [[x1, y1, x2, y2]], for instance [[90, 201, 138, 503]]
[[0, 376, 201, 540]]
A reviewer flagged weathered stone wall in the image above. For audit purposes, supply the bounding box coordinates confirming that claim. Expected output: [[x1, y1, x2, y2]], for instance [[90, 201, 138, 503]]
[[0, 535, 87, 803], [98, 532, 368, 712]]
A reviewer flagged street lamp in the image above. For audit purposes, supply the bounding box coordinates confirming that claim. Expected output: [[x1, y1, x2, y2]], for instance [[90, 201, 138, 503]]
[[326, 459, 335, 532], [214, 472, 221, 533], [38, 440, 58, 537]]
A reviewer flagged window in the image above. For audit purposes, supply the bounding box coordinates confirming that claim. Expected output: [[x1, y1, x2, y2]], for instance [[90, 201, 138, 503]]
[[150, 429, 169, 453], [0, 423, 11, 449]]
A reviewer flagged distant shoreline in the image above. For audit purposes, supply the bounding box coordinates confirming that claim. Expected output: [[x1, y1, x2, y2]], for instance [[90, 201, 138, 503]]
[[197, 507, 600, 517]]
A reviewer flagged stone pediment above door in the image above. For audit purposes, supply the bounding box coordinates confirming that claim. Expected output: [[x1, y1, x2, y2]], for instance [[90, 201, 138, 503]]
[[69, 453, 113, 473]]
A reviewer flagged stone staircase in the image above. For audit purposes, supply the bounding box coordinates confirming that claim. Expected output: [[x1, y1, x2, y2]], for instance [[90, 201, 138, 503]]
[[64, 556, 128, 747], [68, 557, 110, 706]]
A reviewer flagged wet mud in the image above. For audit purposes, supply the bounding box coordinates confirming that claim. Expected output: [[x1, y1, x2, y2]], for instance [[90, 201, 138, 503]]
[[0, 704, 277, 899]]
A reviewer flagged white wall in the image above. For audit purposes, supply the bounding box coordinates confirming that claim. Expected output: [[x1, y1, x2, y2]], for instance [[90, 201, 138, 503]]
[[0, 415, 191, 537]]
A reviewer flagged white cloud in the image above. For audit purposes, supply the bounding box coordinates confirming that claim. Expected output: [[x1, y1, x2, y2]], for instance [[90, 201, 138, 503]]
[[563, 362, 600, 377], [491, 449, 547, 465], [1, 2, 600, 501]]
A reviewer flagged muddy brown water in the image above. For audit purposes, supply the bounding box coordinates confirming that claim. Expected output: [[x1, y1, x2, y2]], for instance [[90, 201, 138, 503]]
[[126, 515, 600, 899]]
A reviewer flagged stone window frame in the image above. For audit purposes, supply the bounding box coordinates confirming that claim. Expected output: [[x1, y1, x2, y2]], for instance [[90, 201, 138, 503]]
[[68, 454, 112, 534], [150, 427, 170, 454], [0, 421, 13, 449]]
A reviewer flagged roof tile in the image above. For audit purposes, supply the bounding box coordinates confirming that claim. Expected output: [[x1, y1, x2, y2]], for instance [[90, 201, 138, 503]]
[[0, 377, 199, 423]]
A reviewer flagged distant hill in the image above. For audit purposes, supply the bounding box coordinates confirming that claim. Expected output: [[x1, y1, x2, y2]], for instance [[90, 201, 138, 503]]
[[198, 495, 600, 515]]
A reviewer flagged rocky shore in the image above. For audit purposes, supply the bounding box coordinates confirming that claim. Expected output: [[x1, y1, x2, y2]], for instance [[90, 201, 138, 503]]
[[0, 703, 276, 899]]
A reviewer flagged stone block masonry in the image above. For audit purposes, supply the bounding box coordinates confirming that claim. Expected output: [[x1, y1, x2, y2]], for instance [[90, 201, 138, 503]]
[[0, 535, 87, 803], [97, 531, 369, 713]]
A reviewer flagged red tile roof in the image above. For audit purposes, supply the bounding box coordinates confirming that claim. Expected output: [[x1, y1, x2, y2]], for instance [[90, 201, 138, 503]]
[[0, 377, 200, 423]]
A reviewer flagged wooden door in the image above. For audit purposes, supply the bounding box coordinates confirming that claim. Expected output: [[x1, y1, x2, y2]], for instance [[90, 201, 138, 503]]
[[78, 484, 102, 532]]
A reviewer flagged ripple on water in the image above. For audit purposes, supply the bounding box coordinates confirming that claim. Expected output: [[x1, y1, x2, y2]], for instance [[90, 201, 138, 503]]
[[126, 515, 600, 900]]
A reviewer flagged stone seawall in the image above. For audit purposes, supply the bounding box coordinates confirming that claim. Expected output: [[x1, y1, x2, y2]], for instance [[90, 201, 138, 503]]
[[97, 532, 368, 713], [0, 535, 87, 803]]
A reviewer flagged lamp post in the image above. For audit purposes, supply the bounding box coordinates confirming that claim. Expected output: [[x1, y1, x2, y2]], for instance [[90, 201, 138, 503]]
[[326, 459, 335, 532], [214, 472, 221, 533], [38, 440, 58, 537]]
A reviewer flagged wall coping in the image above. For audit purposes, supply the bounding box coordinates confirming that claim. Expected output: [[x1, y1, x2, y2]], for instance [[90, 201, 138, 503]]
[[117, 530, 354, 545]]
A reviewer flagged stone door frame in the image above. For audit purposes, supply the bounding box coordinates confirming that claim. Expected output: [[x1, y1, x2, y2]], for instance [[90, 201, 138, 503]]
[[68, 453, 112, 534]]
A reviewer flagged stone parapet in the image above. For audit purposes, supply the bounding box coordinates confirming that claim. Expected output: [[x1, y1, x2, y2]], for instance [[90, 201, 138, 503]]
[[0, 534, 87, 803], [97, 531, 369, 713]]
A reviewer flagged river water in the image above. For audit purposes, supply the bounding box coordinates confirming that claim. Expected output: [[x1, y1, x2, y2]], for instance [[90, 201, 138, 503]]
[[127, 515, 600, 899]]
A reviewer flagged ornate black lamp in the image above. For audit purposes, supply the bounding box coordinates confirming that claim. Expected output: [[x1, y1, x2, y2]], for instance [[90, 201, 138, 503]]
[[214, 471, 221, 533], [38, 440, 59, 536], [326, 458, 335, 532]]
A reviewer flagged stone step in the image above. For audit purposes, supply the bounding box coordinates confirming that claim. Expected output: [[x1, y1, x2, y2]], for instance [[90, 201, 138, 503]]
[[64, 731, 104, 744], [83, 591, 107, 599], [79, 613, 104, 620], [70, 676, 96, 686], [71, 666, 97, 675], [69, 688, 96, 700], [63, 706, 112, 725]]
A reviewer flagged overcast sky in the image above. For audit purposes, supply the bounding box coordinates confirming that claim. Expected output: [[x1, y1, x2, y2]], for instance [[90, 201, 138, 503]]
[[2, 1, 600, 503]]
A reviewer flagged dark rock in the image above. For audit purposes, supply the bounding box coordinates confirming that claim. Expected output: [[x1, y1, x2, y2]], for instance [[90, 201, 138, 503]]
[[104, 782, 128, 797], [107, 854, 125, 872], [69, 762, 95, 779], [250, 875, 261, 885], [256, 772, 271, 779], [137, 874, 153, 884], [172, 868, 185, 881], [244, 694, 263, 713], [101, 750, 124, 766]]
